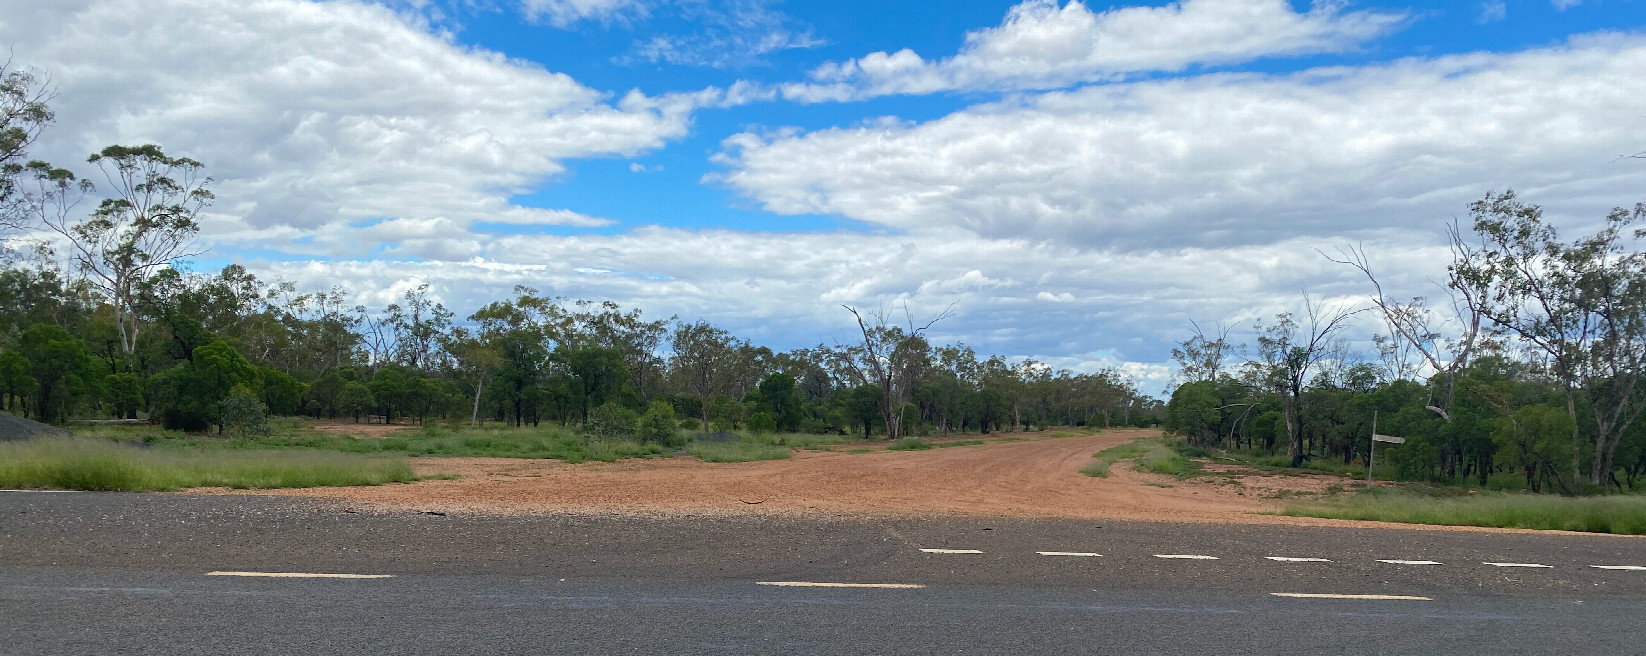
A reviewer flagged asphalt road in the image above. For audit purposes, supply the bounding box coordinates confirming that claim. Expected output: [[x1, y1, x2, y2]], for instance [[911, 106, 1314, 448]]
[[4, 491, 1645, 655]]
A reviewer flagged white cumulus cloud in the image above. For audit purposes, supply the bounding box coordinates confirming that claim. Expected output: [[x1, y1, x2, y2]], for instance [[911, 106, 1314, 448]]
[[718, 34, 1646, 250], [1, 0, 706, 259], [778, 0, 1407, 102]]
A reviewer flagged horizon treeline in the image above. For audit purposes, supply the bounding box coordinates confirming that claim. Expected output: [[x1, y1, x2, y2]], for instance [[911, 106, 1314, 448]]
[[0, 63, 1157, 443], [0, 263, 1160, 436]]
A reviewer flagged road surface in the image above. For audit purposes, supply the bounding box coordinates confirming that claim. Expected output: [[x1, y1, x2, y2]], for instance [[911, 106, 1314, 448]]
[[4, 491, 1643, 655]]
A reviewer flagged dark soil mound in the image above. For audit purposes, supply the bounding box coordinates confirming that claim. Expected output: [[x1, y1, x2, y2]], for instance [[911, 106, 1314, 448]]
[[0, 412, 71, 442]]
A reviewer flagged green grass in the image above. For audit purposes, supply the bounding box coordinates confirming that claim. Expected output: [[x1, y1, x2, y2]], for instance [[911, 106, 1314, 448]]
[[934, 439, 985, 448], [0, 437, 417, 492], [1080, 437, 1203, 479], [686, 440, 793, 463], [1080, 460, 1112, 477], [1136, 444, 1203, 478], [1283, 490, 1646, 535], [887, 437, 932, 451]]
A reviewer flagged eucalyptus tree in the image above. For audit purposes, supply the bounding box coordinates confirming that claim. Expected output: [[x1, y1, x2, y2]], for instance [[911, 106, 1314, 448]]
[[841, 303, 953, 441], [667, 320, 735, 418], [1171, 320, 1237, 385], [0, 60, 53, 235], [40, 145, 212, 357], [1329, 232, 1486, 422], [1453, 191, 1646, 487], [1253, 296, 1359, 464]]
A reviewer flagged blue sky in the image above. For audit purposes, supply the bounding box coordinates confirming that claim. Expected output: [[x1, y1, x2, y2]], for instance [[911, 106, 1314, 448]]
[[4, 0, 1646, 389]]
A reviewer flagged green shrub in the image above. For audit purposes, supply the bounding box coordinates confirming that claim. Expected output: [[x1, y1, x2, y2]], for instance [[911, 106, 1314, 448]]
[[747, 411, 777, 434], [585, 403, 639, 440], [219, 389, 271, 436], [637, 400, 683, 447], [888, 437, 931, 450], [1080, 460, 1112, 477], [678, 418, 701, 431]]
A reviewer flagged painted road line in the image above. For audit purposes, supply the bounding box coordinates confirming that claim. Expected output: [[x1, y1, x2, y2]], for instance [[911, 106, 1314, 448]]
[[1483, 562, 1552, 568], [920, 548, 983, 554], [1265, 557, 1331, 562], [1037, 552, 1102, 557], [1377, 560, 1442, 565], [1154, 554, 1219, 560], [1271, 593, 1432, 601], [1591, 565, 1646, 571], [206, 571, 394, 579], [757, 581, 926, 589]]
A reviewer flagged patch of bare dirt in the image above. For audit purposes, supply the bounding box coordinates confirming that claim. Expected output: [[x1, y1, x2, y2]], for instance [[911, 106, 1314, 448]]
[[228, 429, 1284, 522]]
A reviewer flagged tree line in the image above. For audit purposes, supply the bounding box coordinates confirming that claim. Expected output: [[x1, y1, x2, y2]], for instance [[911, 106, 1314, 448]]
[[1165, 192, 1646, 493], [0, 63, 1158, 439]]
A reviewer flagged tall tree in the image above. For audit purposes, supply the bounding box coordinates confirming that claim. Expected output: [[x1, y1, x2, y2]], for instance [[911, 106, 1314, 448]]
[[1453, 191, 1646, 487], [42, 145, 213, 356], [841, 304, 952, 441], [0, 60, 53, 235], [1252, 296, 1358, 464]]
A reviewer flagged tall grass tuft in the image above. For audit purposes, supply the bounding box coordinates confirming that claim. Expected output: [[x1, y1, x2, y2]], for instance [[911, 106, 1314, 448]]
[[0, 437, 417, 491], [887, 438, 932, 451], [1283, 491, 1646, 535]]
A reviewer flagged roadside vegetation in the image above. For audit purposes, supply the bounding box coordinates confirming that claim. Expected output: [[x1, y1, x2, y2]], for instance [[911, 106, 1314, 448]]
[[1081, 437, 1202, 479], [0, 436, 417, 492], [1282, 488, 1646, 535]]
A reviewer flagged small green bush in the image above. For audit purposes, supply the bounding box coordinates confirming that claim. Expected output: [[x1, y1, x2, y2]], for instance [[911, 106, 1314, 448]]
[[637, 400, 683, 447], [888, 437, 931, 451], [585, 403, 639, 440], [678, 418, 701, 431], [219, 389, 271, 436], [747, 411, 777, 434]]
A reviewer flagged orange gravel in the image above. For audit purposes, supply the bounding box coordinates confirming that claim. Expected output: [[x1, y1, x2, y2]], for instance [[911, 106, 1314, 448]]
[[238, 429, 1304, 522]]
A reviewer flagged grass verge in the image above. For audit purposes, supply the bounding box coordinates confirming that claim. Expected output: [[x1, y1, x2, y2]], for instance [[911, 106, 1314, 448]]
[[686, 440, 793, 463], [1282, 490, 1646, 535], [935, 439, 985, 448], [0, 437, 417, 492], [1081, 437, 1203, 479]]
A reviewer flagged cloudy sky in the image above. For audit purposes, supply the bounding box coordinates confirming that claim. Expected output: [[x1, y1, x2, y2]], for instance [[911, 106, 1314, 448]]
[[3, 0, 1644, 389]]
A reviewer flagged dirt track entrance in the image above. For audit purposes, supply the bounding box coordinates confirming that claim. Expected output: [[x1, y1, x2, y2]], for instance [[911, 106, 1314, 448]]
[[245, 429, 1328, 522]]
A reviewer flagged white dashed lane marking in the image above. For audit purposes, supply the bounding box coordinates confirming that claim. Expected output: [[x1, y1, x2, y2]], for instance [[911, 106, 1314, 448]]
[[1154, 554, 1219, 560], [1483, 562, 1552, 568], [1037, 552, 1102, 557], [1591, 565, 1646, 571], [206, 571, 394, 579], [1271, 593, 1432, 601], [1377, 560, 1442, 565], [1265, 557, 1331, 562], [757, 581, 926, 589], [919, 549, 983, 554]]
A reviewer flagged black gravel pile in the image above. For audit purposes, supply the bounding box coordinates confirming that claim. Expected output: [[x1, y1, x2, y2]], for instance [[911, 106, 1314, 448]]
[[0, 412, 71, 442]]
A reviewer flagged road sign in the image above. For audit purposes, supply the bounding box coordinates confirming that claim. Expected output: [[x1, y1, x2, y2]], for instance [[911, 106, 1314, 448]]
[[1368, 412, 1404, 483]]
